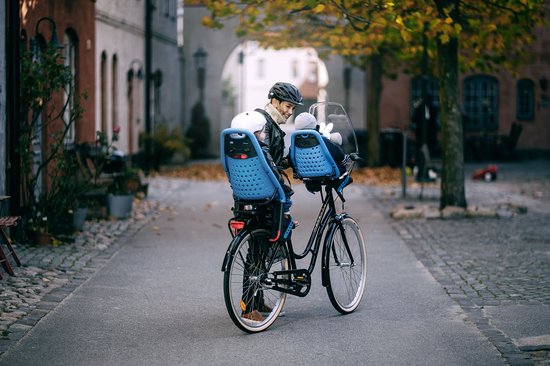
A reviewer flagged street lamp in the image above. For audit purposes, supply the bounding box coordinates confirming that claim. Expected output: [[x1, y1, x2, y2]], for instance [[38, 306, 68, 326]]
[[343, 66, 352, 112], [193, 47, 208, 103], [32, 17, 64, 56], [127, 60, 144, 158], [128, 59, 144, 81]]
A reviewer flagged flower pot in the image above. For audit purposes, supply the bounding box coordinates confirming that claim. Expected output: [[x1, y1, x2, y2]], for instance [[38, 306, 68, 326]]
[[72, 207, 88, 230], [107, 194, 133, 219], [35, 232, 52, 245]]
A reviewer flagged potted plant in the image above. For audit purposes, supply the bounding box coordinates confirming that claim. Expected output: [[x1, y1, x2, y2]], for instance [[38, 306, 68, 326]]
[[138, 121, 191, 171], [19, 41, 88, 243], [106, 163, 137, 219]]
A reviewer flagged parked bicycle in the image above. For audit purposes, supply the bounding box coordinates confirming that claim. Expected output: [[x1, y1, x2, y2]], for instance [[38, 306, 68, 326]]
[[220, 102, 367, 333]]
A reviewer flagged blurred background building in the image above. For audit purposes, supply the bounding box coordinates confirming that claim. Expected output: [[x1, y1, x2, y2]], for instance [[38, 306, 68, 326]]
[[1, 1, 549, 212]]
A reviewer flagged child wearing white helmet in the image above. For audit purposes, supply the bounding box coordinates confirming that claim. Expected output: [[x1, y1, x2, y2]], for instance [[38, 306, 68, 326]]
[[231, 111, 294, 212], [294, 112, 348, 176], [230, 110, 295, 322]]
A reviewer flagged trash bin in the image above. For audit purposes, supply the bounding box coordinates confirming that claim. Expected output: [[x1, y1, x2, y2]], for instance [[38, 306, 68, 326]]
[[380, 128, 403, 167]]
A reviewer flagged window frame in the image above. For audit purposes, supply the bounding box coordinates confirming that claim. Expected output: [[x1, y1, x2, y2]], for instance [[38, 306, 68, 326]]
[[516, 78, 535, 121], [463, 75, 499, 131]]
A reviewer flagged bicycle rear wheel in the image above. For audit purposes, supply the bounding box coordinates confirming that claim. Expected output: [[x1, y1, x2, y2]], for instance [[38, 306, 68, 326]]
[[223, 229, 290, 333], [324, 216, 367, 314]]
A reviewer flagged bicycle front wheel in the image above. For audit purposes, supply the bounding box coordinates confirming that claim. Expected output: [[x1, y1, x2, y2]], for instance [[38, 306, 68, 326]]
[[223, 229, 290, 333], [324, 216, 367, 314]]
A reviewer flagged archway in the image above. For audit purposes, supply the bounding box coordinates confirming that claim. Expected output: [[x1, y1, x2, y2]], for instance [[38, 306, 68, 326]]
[[183, 5, 364, 157], [220, 41, 330, 129]]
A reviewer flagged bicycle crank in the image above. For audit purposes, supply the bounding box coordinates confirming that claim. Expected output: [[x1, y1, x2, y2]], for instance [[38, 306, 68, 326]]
[[267, 269, 311, 297]]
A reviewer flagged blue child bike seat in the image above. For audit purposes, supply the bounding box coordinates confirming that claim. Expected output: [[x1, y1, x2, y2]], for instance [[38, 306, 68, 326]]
[[220, 128, 286, 203], [289, 130, 340, 180]]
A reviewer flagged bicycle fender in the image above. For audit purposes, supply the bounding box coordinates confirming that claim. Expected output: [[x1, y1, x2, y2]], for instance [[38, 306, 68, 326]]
[[221, 230, 249, 272], [321, 214, 349, 287]]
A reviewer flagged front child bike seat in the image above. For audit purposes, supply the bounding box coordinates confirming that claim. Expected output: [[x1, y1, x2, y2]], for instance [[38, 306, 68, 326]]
[[289, 130, 341, 180]]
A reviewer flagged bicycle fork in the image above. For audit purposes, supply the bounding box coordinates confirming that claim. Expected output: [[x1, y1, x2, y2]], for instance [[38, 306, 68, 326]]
[[321, 214, 355, 287]]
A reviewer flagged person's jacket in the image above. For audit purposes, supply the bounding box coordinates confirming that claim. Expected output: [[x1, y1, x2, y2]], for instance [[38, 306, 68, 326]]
[[255, 108, 286, 168], [259, 140, 293, 197]]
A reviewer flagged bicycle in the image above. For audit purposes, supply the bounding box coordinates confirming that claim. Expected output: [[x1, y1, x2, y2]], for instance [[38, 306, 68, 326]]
[[220, 102, 367, 333]]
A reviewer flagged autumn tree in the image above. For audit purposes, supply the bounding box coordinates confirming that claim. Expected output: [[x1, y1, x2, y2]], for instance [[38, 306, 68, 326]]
[[201, 1, 408, 166], [200, 0, 548, 209], [397, 0, 548, 208]]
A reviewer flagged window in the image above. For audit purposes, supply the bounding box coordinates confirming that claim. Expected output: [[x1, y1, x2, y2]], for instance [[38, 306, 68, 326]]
[[463, 75, 499, 131], [409, 75, 439, 126], [516, 78, 535, 121], [100, 51, 108, 133], [63, 30, 77, 144], [257, 59, 265, 78], [112, 54, 118, 135], [292, 60, 299, 78], [410, 75, 438, 104]]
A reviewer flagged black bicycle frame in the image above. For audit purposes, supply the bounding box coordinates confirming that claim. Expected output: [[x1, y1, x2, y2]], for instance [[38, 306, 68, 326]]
[[222, 181, 353, 297]]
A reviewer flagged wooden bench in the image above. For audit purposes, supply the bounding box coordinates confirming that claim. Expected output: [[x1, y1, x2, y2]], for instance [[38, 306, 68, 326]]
[[0, 196, 22, 278]]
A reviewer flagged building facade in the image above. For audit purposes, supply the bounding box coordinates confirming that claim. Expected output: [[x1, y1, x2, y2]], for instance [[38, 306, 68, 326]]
[[1, 0, 6, 198], [95, 0, 181, 156], [379, 25, 550, 160], [20, 0, 97, 145], [184, 4, 549, 160]]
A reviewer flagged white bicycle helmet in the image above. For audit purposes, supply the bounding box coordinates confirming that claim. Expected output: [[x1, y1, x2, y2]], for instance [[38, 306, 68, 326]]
[[231, 111, 266, 134]]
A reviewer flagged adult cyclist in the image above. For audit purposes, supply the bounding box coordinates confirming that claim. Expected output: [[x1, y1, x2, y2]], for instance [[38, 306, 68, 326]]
[[255, 82, 304, 169]]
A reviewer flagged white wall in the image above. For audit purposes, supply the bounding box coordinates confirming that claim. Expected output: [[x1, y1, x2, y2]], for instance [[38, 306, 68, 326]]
[[225, 41, 329, 114]]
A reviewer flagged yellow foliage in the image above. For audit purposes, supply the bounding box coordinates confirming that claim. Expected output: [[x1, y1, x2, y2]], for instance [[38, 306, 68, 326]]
[[439, 33, 450, 44], [313, 4, 325, 13], [202, 16, 214, 27]]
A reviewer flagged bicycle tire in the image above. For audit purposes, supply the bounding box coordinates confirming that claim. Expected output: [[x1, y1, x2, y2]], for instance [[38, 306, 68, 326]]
[[324, 216, 367, 314], [223, 229, 290, 333]]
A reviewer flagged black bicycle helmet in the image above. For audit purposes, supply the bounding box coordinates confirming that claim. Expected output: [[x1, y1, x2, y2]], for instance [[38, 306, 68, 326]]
[[267, 82, 304, 105]]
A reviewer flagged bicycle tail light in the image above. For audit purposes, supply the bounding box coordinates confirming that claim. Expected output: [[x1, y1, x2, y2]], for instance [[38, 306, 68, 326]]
[[230, 220, 245, 234]]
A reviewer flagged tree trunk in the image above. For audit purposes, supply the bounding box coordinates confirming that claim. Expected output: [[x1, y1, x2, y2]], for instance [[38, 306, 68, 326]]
[[435, 0, 467, 209], [366, 53, 383, 166]]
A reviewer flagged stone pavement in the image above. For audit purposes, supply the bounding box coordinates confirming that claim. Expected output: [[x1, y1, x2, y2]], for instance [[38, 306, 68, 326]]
[[0, 199, 166, 355], [365, 160, 550, 366], [0, 160, 549, 365]]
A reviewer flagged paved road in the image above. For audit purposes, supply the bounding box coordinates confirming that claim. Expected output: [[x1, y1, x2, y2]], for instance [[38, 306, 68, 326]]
[[0, 178, 507, 365]]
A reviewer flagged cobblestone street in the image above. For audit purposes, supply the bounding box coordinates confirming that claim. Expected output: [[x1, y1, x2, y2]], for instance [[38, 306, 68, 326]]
[[367, 160, 550, 365]]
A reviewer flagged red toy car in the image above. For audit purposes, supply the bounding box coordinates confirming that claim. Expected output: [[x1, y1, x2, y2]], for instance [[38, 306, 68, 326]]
[[472, 165, 498, 182]]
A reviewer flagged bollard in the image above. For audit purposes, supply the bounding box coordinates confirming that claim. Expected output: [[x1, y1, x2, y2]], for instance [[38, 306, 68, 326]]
[[402, 130, 407, 198]]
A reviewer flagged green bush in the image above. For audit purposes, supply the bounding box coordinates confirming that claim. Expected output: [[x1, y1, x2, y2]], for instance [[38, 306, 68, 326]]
[[186, 101, 212, 159], [140, 122, 190, 171]]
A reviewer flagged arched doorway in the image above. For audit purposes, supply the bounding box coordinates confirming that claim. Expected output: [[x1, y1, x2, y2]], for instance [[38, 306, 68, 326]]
[[183, 5, 358, 158], [220, 41, 329, 129]]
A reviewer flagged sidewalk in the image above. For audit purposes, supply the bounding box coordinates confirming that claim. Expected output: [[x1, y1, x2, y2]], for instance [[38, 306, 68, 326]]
[[0, 199, 166, 354]]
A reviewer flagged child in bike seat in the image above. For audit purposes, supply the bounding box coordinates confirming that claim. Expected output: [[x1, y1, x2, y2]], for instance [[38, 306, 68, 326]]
[[231, 111, 295, 322], [294, 112, 351, 192], [231, 111, 295, 224]]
